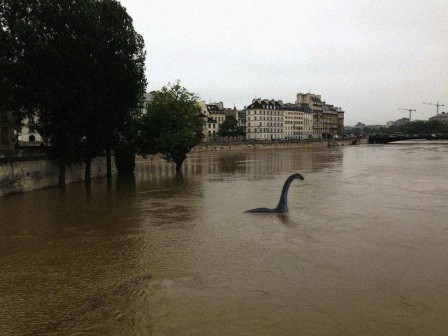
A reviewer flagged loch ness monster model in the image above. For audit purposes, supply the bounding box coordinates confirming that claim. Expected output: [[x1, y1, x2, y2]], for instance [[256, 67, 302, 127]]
[[245, 173, 304, 213]]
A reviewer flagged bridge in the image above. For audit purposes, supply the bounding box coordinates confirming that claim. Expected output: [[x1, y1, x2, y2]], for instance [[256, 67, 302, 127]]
[[368, 134, 437, 144]]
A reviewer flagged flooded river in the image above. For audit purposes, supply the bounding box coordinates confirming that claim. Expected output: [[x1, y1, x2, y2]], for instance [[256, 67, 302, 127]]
[[1, 143, 448, 335]]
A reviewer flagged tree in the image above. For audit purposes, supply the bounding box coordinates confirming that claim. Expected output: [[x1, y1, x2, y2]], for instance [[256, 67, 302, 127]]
[[1, 0, 147, 186], [1, 0, 99, 186], [381, 120, 448, 135], [136, 82, 204, 172], [93, 0, 146, 181], [217, 116, 245, 141]]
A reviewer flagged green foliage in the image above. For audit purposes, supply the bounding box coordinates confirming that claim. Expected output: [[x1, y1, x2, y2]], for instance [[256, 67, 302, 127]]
[[136, 82, 204, 171], [94, 0, 146, 147], [1, 0, 146, 184], [115, 142, 136, 175], [217, 116, 245, 140], [379, 120, 448, 135]]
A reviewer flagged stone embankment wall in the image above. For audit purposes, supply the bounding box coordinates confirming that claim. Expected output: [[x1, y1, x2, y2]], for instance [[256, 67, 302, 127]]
[[1, 139, 366, 196], [193, 138, 367, 152], [0, 149, 115, 196]]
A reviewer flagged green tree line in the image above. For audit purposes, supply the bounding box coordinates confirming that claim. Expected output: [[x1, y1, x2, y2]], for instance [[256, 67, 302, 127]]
[[367, 120, 448, 135]]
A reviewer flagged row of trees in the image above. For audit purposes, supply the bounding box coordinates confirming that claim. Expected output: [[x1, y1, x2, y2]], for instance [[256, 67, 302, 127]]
[[1, 0, 242, 184], [1, 0, 146, 186], [366, 120, 448, 135]]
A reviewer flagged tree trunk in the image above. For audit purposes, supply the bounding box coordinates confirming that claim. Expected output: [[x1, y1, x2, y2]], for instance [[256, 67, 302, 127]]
[[175, 159, 184, 172], [58, 158, 66, 188], [85, 154, 91, 185], [106, 145, 112, 179]]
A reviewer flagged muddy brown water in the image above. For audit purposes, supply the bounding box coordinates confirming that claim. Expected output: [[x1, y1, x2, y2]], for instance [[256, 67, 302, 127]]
[[1, 143, 448, 335]]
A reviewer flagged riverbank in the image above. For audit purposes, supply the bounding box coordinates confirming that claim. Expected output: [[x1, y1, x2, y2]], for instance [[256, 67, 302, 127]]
[[193, 138, 367, 152], [1, 138, 366, 196], [0, 149, 115, 196]]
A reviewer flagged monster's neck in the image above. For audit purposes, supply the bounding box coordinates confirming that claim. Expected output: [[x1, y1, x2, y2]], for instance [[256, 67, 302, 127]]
[[275, 175, 296, 212]]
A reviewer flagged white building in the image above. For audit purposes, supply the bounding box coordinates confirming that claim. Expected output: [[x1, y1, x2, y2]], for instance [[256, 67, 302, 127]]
[[246, 99, 284, 140], [18, 117, 44, 146], [246, 99, 312, 140]]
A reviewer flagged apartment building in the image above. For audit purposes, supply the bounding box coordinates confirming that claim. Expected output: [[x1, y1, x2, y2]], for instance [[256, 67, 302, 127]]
[[237, 109, 246, 134], [429, 112, 448, 124], [296, 93, 323, 138], [246, 99, 313, 140], [201, 114, 218, 140], [296, 93, 345, 138], [198, 101, 238, 141], [283, 103, 313, 139], [246, 99, 284, 140]]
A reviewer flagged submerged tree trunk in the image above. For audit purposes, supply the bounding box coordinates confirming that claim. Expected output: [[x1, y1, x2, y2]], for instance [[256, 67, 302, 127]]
[[85, 155, 91, 185], [106, 145, 112, 179], [175, 158, 185, 172], [58, 158, 66, 188]]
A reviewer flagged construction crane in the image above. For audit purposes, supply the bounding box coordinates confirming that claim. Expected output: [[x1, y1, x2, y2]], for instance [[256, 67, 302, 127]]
[[399, 108, 416, 121], [422, 101, 445, 115]]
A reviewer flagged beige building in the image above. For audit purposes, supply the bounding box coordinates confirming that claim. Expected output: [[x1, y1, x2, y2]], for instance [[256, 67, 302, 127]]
[[201, 114, 218, 141], [323, 104, 341, 137], [246, 99, 284, 140], [246, 99, 312, 140], [198, 101, 237, 141], [296, 93, 345, 138], [303, 110, 314, 139], [429, 112, 448, 124], [296, 93, 324, 138], [237, 110, 246, 134], [283, 103, 313, 139], [207, 103, 226, 125]]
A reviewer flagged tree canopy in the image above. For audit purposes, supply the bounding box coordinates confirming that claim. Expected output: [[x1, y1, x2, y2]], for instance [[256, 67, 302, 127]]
[[217, 116, 245, 140], [375, 120, 448, 135], [0, 0, 146, 185], [136, 82, 204, 171], [93, 0, 146, 178]]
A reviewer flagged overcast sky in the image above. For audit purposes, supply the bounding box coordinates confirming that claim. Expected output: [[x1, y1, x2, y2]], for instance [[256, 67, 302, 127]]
[[119, 0, 447, 125]]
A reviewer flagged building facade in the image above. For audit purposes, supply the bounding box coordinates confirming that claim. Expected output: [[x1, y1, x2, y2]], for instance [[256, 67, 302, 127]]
[[283, 103, 312, 139], [296, 93, 323, 138], [296, 93, 344, 138], [198, 101, 238, 141], [246, 99, 284, 140], [246, 99, 313, 140], [18, 117, 44, 146], [201, 114, 218, 140], [429, 112, 448, 124], [237, 109, 247, 134]]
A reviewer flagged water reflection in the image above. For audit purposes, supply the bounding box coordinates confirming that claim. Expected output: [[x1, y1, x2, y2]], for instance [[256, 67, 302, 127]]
[[1, 145, 448, 335]]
